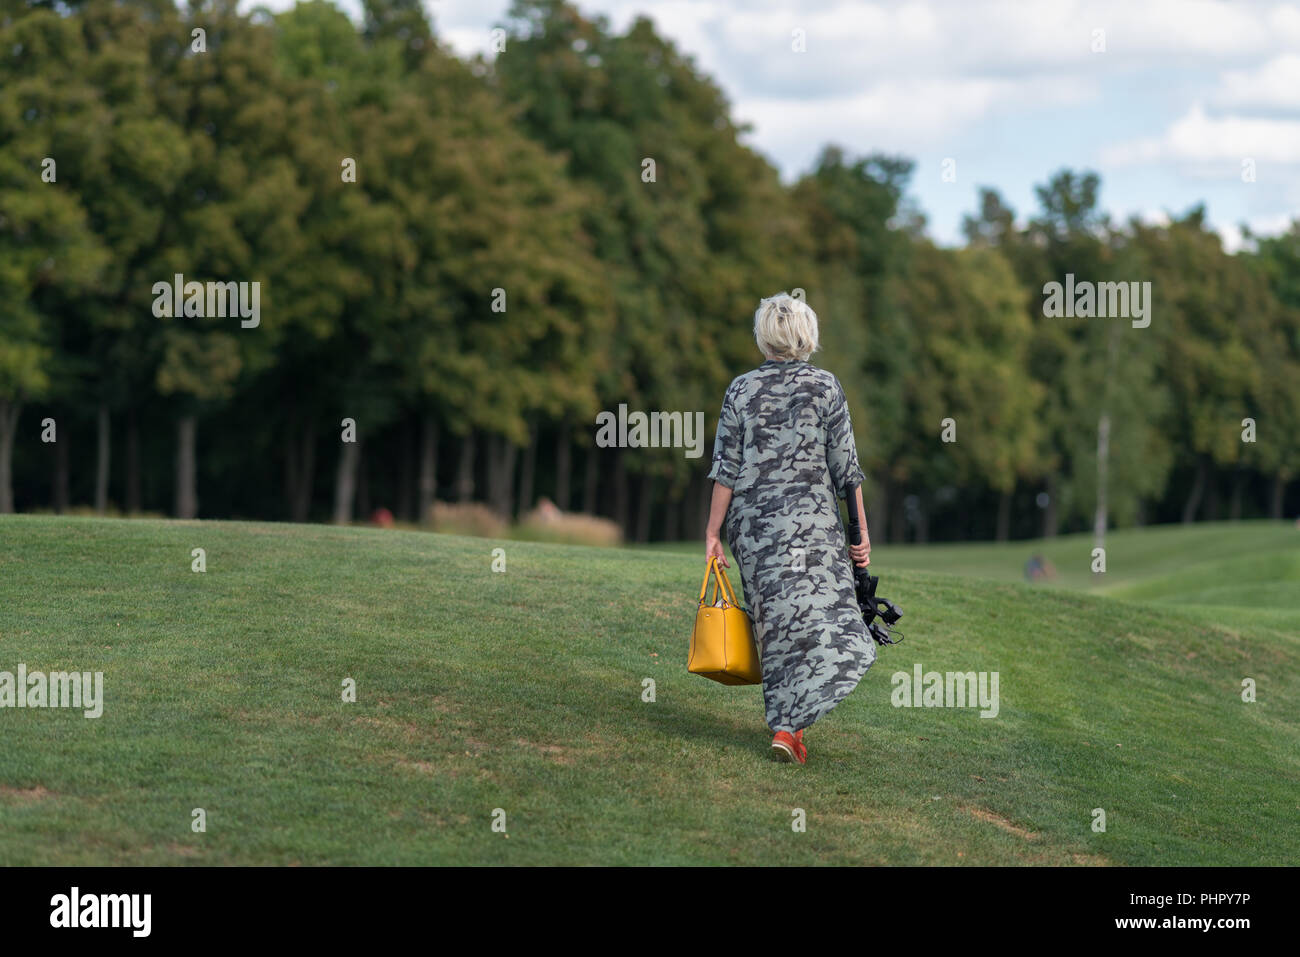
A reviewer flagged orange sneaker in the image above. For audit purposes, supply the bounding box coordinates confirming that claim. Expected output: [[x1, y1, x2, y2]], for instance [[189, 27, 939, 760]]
[[770, 731, 806, 765], [794, 729, 807, 763]]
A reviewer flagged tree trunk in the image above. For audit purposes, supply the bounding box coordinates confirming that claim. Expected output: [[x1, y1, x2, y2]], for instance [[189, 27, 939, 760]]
[[95, 404, 110, 515], [1182, 456, 1207, 524], [1093, 325, 1120, 549], [125, 409, 140, 514], [996, 487, 1012, 542], [0, 400, 19, 514], [417, 414, 438, 522], [1042, 473, 1059, 538], [53, 422, 69, 514], [284, 422, 315, 522], [1205, 467, 1220, 521], [501, 439, 518, 519], [455, 431, 476, 503], [1229, 468, 1244, 520], [175, 415, 198, 519], [487, 434, 502, 511], [554, 424, 571, 511], [635, 472, 653, 543], [612, 448, 628, 534], [1093, 412, 1110, 550], [332, 437, 360, 524], [1271, 473, 1287, 520], [681, 481, 691, 540], [486, 433, 518, 518], [357, 446, 370, 519], [891, 486, 907, 544], [874, 477, 890, 544], [696, 470, 711, 540], [582, 444, 598, 514], [517, 419, 538, 516], [294, 430, 315, 522], [285, 406, 299, 521], [396, 417, 413, 523], [914, 496, 929, 544]]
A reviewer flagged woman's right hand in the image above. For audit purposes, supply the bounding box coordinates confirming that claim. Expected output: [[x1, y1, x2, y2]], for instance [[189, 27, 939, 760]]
[[706, 532, 729, 568]]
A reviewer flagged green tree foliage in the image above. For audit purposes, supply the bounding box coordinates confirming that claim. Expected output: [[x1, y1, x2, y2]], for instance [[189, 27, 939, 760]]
[[1130, 208, 1268, 522], [1244, 223, 1300, 516], [0, 0, 1294, 538], [0, 2, 109, 511], [792, 147, 915, 538], [494, 0, 805, 528], [892, 241, 1043, 538]]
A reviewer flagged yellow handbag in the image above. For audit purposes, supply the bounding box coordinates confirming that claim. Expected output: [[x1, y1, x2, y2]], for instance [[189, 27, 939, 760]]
[[688, 557, 761, 685]]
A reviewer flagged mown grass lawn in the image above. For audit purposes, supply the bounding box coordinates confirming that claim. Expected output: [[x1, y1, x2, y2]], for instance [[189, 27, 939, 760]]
[[1, 515, 1296, 865]]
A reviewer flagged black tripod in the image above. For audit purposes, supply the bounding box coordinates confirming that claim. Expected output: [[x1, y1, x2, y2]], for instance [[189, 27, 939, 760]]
[[844, 482, 904, 645]]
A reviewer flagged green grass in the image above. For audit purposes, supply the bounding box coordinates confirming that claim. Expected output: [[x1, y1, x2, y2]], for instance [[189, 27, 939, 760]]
[[664, 520, 1300, 634], [874, 521, 1300, 638], [1, 515, 1296, 865]]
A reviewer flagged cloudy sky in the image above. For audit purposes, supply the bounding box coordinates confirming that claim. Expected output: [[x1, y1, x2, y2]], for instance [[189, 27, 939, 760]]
[[261, 0, 1300, 249]]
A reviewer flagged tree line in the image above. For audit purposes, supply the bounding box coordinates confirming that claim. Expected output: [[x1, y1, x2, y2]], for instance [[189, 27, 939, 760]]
[[2, 0, 1298, 542]]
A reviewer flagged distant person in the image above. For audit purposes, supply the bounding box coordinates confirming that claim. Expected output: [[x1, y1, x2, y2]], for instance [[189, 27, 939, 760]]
[[1024, 553, 1056, 581], [704, 293, 873, 766]]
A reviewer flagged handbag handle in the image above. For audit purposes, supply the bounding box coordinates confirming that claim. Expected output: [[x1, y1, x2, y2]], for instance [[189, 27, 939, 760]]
[[699, 556, 740, 608], [697, 557, 718, 604]]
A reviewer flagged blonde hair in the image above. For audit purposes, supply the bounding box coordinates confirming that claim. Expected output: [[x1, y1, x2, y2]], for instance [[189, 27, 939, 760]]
[[754, 292, 819, 360]]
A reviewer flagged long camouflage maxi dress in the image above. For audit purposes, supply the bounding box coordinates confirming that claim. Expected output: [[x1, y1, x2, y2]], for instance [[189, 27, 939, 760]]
[[707, 358, 876, 733]]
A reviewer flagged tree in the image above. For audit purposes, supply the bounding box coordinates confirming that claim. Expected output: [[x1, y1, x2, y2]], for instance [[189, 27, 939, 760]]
[[1231, 222, 1300, 519], [495, 0, 801, 534], [893, 241, 1043, 540], [1130, 208, 1260, 523], [1013, 171, 1172, 542], [0, 3, 108, 511], [792, 147, 915, 539]]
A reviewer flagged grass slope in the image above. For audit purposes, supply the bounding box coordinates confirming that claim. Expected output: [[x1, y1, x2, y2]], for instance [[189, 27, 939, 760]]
[[1, 516, 1296, 865]]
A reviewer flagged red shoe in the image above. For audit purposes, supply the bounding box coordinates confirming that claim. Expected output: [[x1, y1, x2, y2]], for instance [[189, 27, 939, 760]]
[[770, 731, 806, 765], [794, 729, 807, 763]]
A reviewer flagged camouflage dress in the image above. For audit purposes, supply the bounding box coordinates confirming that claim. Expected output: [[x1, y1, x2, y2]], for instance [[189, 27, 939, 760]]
[[707, 359, 876, 733]]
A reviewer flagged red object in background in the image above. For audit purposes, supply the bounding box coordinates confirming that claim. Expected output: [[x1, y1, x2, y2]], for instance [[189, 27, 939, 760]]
[[371, 507, 394, 528]]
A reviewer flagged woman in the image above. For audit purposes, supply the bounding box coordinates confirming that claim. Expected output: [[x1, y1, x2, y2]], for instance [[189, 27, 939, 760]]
[[705, 293, 874, 765]]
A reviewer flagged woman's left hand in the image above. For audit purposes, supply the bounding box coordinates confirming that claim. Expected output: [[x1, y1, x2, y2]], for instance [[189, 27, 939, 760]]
[[848, 540, 871, 567]]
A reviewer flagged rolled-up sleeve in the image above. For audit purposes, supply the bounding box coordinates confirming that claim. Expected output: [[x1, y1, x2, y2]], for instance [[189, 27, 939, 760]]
[[707, 382, 743, 489], [825, 376, 865, 498]]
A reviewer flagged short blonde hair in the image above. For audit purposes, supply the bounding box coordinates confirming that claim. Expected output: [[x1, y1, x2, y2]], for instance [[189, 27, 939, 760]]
[[754, 292, 819, 360]]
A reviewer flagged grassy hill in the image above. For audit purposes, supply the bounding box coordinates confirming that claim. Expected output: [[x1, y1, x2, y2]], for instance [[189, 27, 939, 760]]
[[876, 521, 1300, 637], [1, 515, 1296, 865]]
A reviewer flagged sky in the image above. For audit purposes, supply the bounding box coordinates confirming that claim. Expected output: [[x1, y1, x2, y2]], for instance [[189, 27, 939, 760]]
[[256, 0, 1300, 250]]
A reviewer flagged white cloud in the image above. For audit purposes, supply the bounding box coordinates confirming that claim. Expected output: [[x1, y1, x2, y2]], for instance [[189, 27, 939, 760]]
[[418, 1, 1300, 167], [1218, 212, 1296, 252], [1100, 102, 1300, 168], [252, 0, 1300, 242], [739, 78, 1006, 162], [1136, 208, 1173, 226], [573, 0, 1300, 97], [738, 71, 1094, 166], [1215, 53, 1300, 109]]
